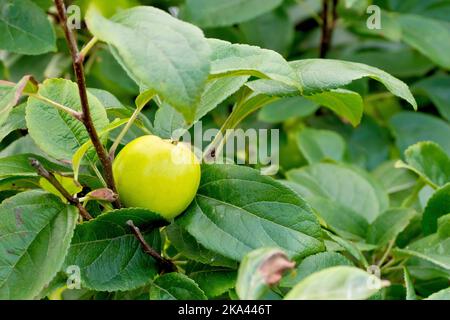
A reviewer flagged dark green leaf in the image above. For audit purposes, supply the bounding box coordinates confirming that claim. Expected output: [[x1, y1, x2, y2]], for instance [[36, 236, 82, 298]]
[[149, 273, 206, 300], [422, 183, 450, 235], [177, 164, 324, 262], [64, 208, 165, 291]]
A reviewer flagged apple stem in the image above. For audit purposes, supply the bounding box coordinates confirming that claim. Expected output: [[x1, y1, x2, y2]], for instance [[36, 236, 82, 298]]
[[53, 0, 121, 208], [127, 220, 177, 273], [30, 158, 93, 221]]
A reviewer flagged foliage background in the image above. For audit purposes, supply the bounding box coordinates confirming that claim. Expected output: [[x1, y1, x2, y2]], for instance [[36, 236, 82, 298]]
[[0, 0, 449, 300]]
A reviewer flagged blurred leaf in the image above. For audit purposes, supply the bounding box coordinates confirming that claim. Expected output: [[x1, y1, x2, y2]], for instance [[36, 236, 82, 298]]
[[396, 214, 450, 271], [287, 163, 389, 224], [425, 287, 450, 300], [0, 0, 56, 54], [414, 74, 450, 121], [297, 128, 346, 164], [390, 112, 450, 157], [183, 0, 283, 28], [367, 208, 417, 246], [422, 183, 450, 235], [258, 97, 319, 123], [240, 8, 294, 56]]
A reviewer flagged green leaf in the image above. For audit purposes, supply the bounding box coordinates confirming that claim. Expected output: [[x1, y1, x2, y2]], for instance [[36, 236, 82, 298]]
[[149, 273, 206, 300], [284, 266, 387, 300], [258, 97, 319, 124], [425, 287, 450, 300], [86, 6, 211, 122], [236, 247, 294, 300], [323, 230, 369, 268], [414, 74, 450, 121], [373, 160, 417, 194], [176, 164, 324, 262], [390, 112, 450, 157], [400, 142, 450, 188], [297, 128, 346, 164], [398, 14, 450, 70], [154, 76, 248, 139], [422, 183, 450, 235], [348, 117, 391, 170], [396, 215, 450, 271], [0, 103, 26, 142], [308, 198, 369, 240], [208, 39, 301, 89], [291, 59, 417, 109], [287, 163, 389, 224], [281, 252, 353, 288], [239, 8, 294, 56], [188, 265, 237, 298], [305, 89, 364, 126], [404, 267, 417, 300], [0, 76, 33, 127], [367, 208, 417, 246], [0, 190, 77, 299], [0, 154, 70, 179], [26, 79, 109, 162], [0, 0, 56, 54], [64, 208, 165, 291], [165, 224, 237, 268], [183, 0, 283, 28]]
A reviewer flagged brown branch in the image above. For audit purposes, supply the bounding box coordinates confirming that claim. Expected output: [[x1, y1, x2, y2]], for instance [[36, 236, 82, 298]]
[[127, 220, 177, 273], [319, 0, 339, 58], [53, 0, 121, 208], [30, 158, 93, 221]]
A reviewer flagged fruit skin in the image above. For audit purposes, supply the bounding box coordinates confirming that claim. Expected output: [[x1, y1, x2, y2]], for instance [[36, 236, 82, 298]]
[[113, 135, 201, 220]]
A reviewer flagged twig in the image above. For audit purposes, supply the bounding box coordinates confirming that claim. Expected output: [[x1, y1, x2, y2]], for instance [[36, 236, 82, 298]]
[[377, 239, 395, 267], [319, 0, 339, 58], [127, 220, 177, 273], [79, 37, 99, 62], [53, 0, 121, 208], [30, 158, 93, 220], [109, 103, 145, 160]]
